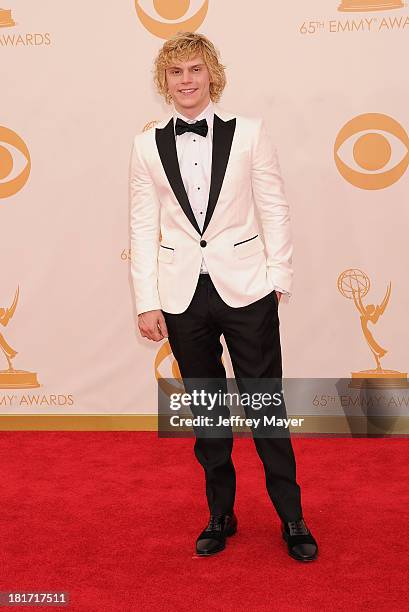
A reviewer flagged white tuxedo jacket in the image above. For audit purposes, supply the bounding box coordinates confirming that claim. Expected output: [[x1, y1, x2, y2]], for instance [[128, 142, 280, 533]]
[[130, 105, 293, 315]]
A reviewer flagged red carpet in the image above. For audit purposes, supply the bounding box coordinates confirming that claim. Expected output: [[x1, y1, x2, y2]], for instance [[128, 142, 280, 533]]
[[0, 432, 408, 611]]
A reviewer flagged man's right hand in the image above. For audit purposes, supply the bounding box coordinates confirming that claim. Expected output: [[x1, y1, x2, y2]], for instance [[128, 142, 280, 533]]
[[138, 309, 168, 342]]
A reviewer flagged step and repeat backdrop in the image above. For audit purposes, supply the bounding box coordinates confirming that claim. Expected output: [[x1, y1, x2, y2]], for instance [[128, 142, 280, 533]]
[[1, 1, 408, 428]]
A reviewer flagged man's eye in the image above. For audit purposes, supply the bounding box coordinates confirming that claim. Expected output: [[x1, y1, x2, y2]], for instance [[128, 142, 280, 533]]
[[170, 68, 200, 74]]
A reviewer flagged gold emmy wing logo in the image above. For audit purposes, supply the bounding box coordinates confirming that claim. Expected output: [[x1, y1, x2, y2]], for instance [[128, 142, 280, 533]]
[[142, 120, 159, 132], [154, 341, 183, 397], [0, 287, 40, 388], [0, 7, 15, 27], [135, 0, 209, 39], [0, 126, 31, 198], [338, 0, 404, 11], [334, 114, 409, 189], [337, 269, 408, 388]]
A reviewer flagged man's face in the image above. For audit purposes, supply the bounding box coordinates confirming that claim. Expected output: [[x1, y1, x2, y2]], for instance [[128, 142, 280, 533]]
[[165, 55, 211, 117]]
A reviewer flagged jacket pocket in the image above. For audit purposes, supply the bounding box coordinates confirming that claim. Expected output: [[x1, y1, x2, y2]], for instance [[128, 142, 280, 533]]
[[234, 235, 264, 259], [158, 244, 174, 263]]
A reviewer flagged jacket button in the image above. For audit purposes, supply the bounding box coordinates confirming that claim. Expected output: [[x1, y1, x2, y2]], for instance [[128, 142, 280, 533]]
[[200, 239, 207, 247]]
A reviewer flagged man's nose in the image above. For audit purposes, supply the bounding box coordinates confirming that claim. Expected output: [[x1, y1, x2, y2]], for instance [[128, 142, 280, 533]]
[[181, 71, 193, 83]]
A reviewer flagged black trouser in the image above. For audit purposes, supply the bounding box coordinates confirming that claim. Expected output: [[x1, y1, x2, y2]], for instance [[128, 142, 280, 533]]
[[163, 274, 302, 523]]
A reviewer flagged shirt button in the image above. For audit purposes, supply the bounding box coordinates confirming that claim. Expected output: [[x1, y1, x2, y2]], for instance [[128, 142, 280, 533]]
[[194, 163, 198, 165], [200, 240, 207, 247], [197, 187, 200, 190]]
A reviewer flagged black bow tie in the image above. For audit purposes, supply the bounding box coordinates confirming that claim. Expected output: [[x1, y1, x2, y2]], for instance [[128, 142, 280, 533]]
[[175, 117, 208, 138]]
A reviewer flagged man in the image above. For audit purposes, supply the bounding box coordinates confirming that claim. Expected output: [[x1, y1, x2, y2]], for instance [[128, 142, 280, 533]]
[[130, 31, 318, 561]]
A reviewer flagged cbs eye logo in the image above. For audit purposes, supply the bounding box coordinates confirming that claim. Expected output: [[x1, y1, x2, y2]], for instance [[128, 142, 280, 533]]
[[334, 113, 409, 190], [135, 0, 208, 39], [0, 126, 31, 199], [155, 340, 183, 398]]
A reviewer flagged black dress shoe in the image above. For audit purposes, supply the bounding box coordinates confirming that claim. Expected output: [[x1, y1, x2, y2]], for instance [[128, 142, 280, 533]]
[[196, 513, 238, 556], [281, 518, 318, 562]]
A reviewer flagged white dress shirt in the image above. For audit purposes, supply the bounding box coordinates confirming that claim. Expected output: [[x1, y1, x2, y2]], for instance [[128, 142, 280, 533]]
[[173, 101, 288, 294], [173, 100, 213, 273]]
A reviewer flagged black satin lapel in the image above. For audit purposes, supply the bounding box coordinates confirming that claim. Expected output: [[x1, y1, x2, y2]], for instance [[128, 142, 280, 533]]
[[155, 118, 201, 235], [202, 114, 236, 235]]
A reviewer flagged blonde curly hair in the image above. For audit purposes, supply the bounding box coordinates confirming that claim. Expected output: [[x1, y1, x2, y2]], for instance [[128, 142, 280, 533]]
[[153, 31, 226, 105]]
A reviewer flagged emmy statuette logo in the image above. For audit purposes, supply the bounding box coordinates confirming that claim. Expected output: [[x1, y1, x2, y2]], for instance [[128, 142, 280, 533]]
[[142, 120, 159, 132], [0, 7, 15, 27], [300, 0, 408, 36], [337, 269, 408, 388], [0, 287, 40, 388], [0, 8, 51, 46], [338, 0, 404, 11]]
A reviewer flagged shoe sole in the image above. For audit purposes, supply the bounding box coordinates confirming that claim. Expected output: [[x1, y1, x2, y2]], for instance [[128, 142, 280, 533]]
[[195, 524, 237, 557], [282, 532, 318, 562]]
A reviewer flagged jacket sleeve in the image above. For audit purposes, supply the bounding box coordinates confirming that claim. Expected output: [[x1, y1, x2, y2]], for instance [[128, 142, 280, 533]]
[[129, 134, 162, 315], [251, 119, 293, 296]]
